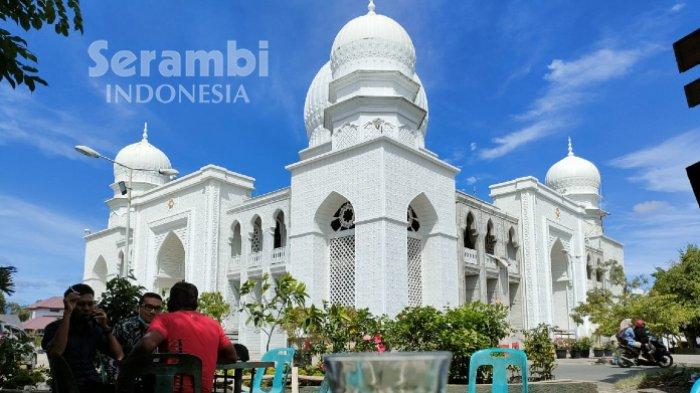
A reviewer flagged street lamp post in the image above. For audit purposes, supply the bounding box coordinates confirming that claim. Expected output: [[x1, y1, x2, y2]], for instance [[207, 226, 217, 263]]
[[75, 144, 178, 278]]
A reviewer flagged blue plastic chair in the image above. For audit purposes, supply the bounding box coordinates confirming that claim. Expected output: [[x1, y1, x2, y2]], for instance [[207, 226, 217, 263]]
[[691, 376, 700, 393], [467, 348, 528, 393], [250, 347, 296, 393]]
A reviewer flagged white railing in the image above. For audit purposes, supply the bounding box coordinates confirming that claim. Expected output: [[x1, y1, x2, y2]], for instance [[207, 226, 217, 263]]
[[248, 251, 262, 267], [228, 255, 241, 274], [485, 254, 499, 270], [463, 248, 477, 264], [271, 248, 286, 264]]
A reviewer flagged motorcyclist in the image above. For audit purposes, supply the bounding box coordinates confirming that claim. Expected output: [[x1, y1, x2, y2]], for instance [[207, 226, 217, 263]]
[[618, 319, 642, 356], [634, 319, 655, 355]]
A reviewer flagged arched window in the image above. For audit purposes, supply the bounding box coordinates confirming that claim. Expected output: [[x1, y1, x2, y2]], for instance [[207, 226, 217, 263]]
[[93, 256, 107, 282], [231, 222, 242, 257], [506, 227, 518, 260], [596, 258, 604, 282], [329, 201, 355, 306], [406, 206, 422, 306], [464, 212, 477, 249], [586, 255, 593, 280], [156, 232, 186, 294], [117, 251, 125, 276], [251, 216, 263, 253], [485, 220, 496, 255], [550, 239, 570, 330], [273, 211, 286, 249]]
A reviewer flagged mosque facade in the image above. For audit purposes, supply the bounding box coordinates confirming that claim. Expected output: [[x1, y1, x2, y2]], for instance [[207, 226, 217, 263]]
[[82, 1, 623, 355]]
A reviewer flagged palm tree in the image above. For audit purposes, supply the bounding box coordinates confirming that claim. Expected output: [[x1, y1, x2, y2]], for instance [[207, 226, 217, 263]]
[[0, 266, 17, 296]]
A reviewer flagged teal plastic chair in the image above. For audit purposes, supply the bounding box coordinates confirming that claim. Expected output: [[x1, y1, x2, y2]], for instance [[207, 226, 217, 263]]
[[691, 377, 700, 393], [251, 347, 296, 393], [467, 348, 528, 393]]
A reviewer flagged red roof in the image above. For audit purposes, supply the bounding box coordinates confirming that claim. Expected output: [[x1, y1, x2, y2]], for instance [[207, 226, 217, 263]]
[[22, 316, 59, 331], [26, 296, 64, 310]]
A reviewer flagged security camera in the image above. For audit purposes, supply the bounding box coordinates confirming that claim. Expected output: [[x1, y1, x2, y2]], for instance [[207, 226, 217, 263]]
[[118, 181, 128, 195]]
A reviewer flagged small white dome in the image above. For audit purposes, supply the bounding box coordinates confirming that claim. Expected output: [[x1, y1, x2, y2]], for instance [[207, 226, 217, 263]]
[[413, 73, 429, 134], [303, 62, 333, 144], [545, 138, 601, 203], [330, 2, 415, 79], [113, 123, 172, 184]]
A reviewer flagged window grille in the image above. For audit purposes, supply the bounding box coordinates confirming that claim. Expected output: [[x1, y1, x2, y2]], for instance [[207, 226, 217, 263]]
[[330, 234, 355, 306], [407, 236, 422, 306], [251, 219, 263, 253]]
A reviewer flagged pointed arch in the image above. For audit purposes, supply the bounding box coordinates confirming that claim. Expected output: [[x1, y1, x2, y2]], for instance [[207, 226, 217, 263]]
[[156, 231, 186, 294], [93, 256, 107, 282], [586, 254, 593, 280], [273, 210, 286, 249], [506, 227, 518, 260], [231, 221, 242, 257], [464, 211, 477, 249], [315, 191, 356, 307], [250, 215, 263, 253], [550, 239, 570, 330], [485, 219, 496, 255]]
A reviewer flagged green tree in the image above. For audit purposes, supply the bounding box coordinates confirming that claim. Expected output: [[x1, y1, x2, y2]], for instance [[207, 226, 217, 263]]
[[523, 324, 556, 381], [0, 335, 47, 389], [1, 0, 83, 90], [239, 273, 308, 351], [198, 292, 230, 323], [5, 302, 30, 322], [98, 277, 144, 325], [0, 266, 17, 312], [652, 244, 700, 348]]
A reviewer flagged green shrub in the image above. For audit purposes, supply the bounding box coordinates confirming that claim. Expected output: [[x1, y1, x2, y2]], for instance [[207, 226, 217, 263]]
[[0, 335, 47, 389], [522, 324, 556, 381], [386, 302, 510, 383]]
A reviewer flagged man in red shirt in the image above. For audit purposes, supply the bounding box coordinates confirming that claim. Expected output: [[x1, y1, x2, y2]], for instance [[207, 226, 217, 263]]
[[120, 282, 237, 393]]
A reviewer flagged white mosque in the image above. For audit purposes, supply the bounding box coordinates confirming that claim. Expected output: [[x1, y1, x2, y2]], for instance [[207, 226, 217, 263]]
[[82, 1, 623, 354]]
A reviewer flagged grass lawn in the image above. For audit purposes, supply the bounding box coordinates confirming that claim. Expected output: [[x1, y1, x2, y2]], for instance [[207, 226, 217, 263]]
[[614, 366, 699, 392]]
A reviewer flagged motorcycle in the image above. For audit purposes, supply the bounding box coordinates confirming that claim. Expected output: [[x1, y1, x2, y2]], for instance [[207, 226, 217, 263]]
[[616, 336, 673, 368]]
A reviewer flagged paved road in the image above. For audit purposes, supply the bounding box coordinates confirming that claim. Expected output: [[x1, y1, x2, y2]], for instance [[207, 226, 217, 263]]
[[553, 356, 700, 392]]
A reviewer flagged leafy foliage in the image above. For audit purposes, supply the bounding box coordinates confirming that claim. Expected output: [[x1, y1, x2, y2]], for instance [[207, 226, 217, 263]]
[[198, 291, 230, 322], [0, 0, 83, 90], [239, 273, 308, 351], [0, 266, 17, 312], [98, 277, 144, 325], [5, 302, 30, 322], [522, 323, 556, 381], [652, 244, 700, 348], [386, 302, 510, 383], [572, 250, 696, 338], [0, 335, 47, 389]]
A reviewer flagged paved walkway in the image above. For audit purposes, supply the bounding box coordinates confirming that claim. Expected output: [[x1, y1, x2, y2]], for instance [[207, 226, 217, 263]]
[[553, 355, 700, 392]]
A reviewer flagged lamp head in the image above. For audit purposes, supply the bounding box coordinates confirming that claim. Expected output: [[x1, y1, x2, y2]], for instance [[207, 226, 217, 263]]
[[74, 145, 101, 158]]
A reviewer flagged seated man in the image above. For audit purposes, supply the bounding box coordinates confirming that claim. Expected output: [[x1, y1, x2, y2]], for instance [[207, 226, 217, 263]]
[[42, 284, 124, 393], [105, 292, 164, 382], [121, 282, 237, 393], [618, 318, 642, 356]]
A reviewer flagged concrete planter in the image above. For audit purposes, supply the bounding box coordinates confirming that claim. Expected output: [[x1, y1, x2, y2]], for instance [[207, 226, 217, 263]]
[[555, 349, 567, 359]]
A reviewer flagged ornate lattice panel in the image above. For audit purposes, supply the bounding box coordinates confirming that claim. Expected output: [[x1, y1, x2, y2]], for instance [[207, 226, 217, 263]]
[[407, 237, 422, 306], [330, 234, 355, 306], [251, 222, 263, 253]]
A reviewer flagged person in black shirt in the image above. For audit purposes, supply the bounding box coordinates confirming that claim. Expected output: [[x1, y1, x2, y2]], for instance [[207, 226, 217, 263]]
[[42, 284, 124, 392]]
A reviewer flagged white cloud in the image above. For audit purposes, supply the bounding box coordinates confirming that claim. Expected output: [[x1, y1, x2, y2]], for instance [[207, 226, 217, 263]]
[[632, 200, 670, 214], [611, 129, 700, 192], [479, 44, 658, 159], [466, 176, 478, 185], [469, 142, 477, 151], [610, 199, 700, 276], [0, 194, 98, 304], [669, 3, 685, 13]]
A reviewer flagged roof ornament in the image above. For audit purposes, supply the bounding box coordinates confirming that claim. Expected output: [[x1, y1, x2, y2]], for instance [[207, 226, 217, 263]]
[[142, 122, 149, 141], [567, 136, 574, 156], [368, 0, 376, 14]]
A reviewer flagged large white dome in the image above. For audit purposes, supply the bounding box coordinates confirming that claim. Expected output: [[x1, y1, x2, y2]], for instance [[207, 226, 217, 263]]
[[545, 138, 601, 206], [113, 123, 172, 184], [330, 1, 415, 79], [304, 62, 333, 145]]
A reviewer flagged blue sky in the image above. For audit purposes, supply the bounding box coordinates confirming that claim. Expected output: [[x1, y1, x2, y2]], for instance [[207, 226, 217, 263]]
[[1, 1, 699, 305]]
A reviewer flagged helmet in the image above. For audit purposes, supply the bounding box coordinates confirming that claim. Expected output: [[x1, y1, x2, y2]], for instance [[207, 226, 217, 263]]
[[635, 319, 645, 328]]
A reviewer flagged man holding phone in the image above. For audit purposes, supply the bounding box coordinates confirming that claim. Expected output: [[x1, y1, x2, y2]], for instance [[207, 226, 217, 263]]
[[42, 283, 124, 392]]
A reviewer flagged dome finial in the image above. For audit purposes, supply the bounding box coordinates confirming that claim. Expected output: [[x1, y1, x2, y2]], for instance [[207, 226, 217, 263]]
[[567, 136, 574, 156], [142, 122, 149, 141], [367, 0, 376, 14]]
